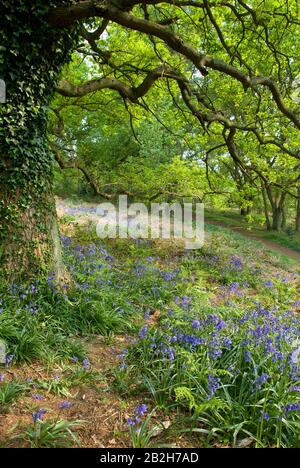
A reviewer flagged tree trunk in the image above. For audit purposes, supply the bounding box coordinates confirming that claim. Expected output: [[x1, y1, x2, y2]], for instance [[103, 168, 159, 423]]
[[0, 1, 78, 281], [278, 193, 286, 231], [281, 205, 287, 230], [0, 173, 66, 281], [261, 183, 272, 230], [272, 206, 282, 231], [265, 183, 285, 231]]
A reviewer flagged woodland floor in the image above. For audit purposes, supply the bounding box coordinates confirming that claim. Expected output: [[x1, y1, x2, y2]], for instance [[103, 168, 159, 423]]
[[206, 220, 300, 262], [0, 199, 299, 448]]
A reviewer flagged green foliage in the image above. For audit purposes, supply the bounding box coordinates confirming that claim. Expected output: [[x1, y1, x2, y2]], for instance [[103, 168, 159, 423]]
[[175, 387, 228, 416], [34, 368, 100, 397], [0, 207, 299, 448], [18, 418, 83, 448], [108, 225, 300, 448], [128, 409, 157, 448], [49, 1, 300, 235], [0, 382, 28, 409]]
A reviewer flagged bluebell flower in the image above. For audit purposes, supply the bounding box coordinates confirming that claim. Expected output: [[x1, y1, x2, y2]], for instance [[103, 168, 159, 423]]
[[192, 320, 201, 329], [5, 353, 14, 368], [208, 373, 220, 398], [285, 403, 300, 417], [254, 373, 270, 390], [58, 401, 72, 409], [82, 358, 90, 370], [138, 326, 148, 339], [136, 404, 147, 416], [264, 280, 274, 288], [259, 411, 270, 421], [32, 409, 47, 423], [31, 394, 45, 401]]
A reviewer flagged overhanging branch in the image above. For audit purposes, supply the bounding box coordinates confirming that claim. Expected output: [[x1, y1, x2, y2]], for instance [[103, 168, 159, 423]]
[[48, 2, 300, 128]]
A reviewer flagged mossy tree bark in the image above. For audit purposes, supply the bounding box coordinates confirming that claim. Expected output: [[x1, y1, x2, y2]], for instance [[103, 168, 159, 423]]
[[0, 166, 65, 281], [0, 1, 78, 281]]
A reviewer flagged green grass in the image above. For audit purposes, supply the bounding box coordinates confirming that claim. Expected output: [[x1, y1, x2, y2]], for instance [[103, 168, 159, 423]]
[[17, 418, 83, 448], [1, 215, 299, 448], [205, 208, 300, 255], [0, 382, 29, 410]]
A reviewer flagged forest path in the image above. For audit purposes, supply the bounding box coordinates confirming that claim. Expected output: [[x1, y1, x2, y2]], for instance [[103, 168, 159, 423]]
[[206, 220, 300, 263], [56, 198, 300, 263]]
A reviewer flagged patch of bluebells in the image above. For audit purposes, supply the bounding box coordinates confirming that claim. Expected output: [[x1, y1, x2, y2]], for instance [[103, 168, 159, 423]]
[[116, 349, 128, 370], [126, 293, 300, 430], [175, 295, 193, 312], [61, 237, 118, 293], [161, 268, 180, 282], [285, 403, 300, 418], [57, 203, 97, 217], [217, 282, 245, 305], [128, 404, 147, 430], [290, 386, 300, 392], [208, 373, 221, 398], [265, 280, 274, 288], [201, 250, 262, 287], [25, 303, 38, 315], [228, 255, 244, 272]]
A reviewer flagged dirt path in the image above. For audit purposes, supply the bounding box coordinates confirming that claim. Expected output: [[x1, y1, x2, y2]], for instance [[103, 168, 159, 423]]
[[56, 198, 300, 263], [206, 219, 300, 263]]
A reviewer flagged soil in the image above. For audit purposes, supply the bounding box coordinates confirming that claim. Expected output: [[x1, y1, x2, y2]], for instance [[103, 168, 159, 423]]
[[206, 220, 300, 263]]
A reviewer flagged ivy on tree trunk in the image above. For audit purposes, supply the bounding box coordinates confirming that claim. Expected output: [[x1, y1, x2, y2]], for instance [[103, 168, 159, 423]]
[[0, 0, 79, 281]]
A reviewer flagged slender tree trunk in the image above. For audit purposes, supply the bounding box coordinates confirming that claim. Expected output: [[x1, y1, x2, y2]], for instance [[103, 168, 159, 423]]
[[261, 183, 272, 230], [272, 206, 282, 231], [278, 193, 286, 231], [281, 207, 287, 230]]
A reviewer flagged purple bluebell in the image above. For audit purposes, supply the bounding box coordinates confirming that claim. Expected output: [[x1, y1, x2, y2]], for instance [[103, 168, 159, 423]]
[[5, 353, 14, 368], [82, 358, 90, 370], [136, 404, 147, 416], [58, 401, 72, 409], [32, 409, 47, 423], [31, 394, 45, 401]]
